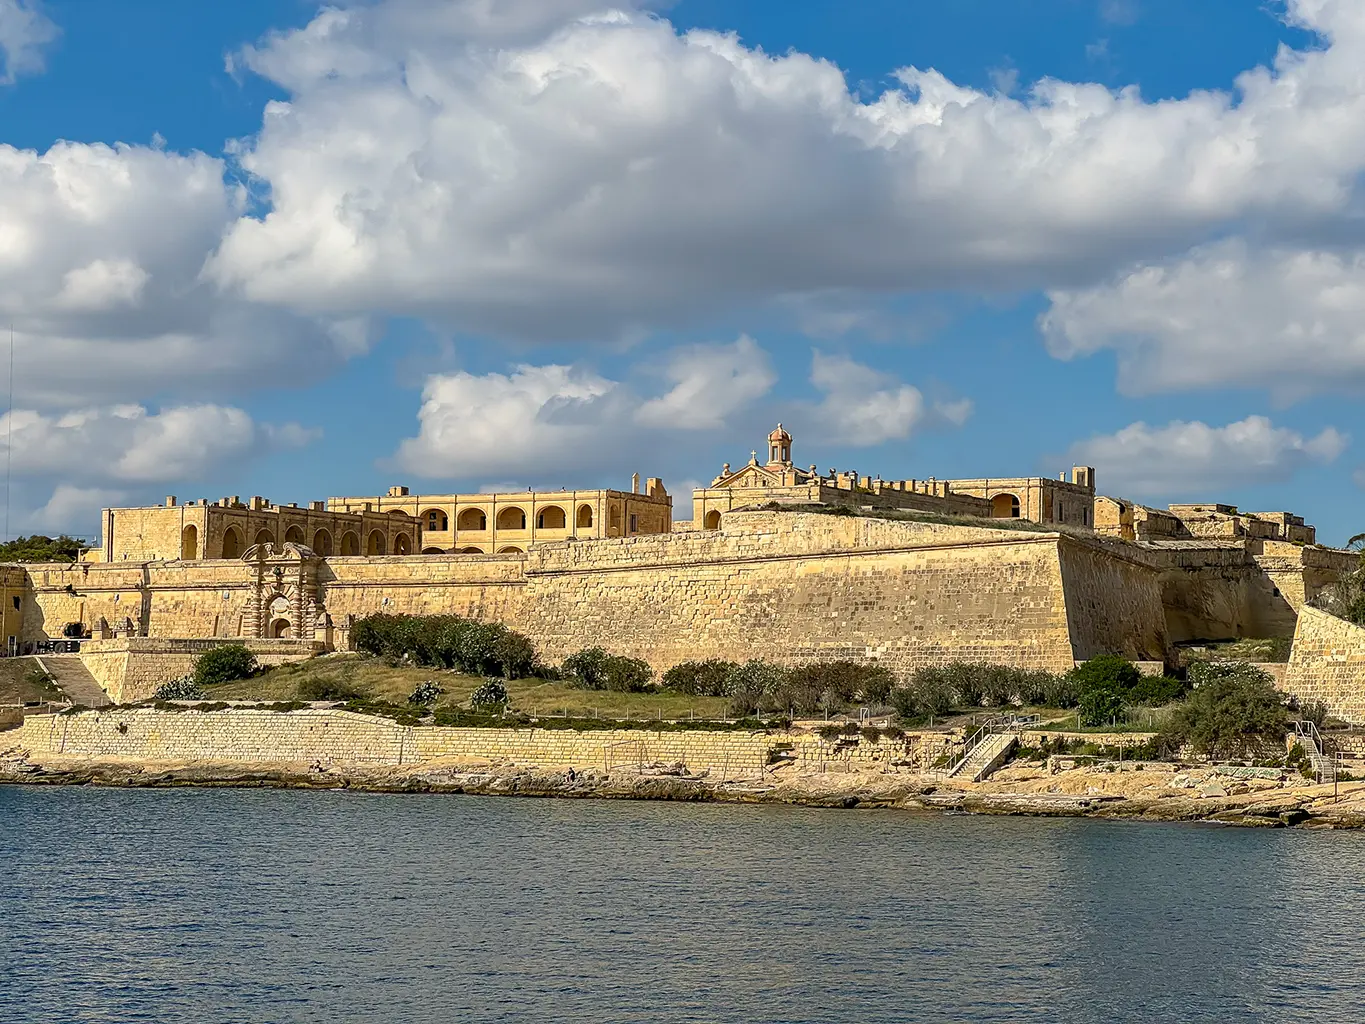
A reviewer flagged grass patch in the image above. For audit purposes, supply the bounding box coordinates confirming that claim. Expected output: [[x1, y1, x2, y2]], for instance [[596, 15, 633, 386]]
[[1180, 637, 1293, 664], [0, 658, 63, 705], [205, 654, 731, 720]]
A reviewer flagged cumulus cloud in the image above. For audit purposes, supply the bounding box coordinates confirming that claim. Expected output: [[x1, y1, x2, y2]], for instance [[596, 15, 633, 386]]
[[203, 0, 1365, 346], [635, 336, 775, 429], [393, 364, 627, 479], [0, 404, 318, 483], [1043, 240, 1365, 399], [27, 485, 128, 534], [1068, 415, 1347, 496], [0, 0, 57, 84], [0, 141, 378, 407], [807, 352, 969, 446]]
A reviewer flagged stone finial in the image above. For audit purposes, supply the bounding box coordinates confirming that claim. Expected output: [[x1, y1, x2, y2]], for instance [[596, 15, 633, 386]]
[[722, 463, 730, 474]]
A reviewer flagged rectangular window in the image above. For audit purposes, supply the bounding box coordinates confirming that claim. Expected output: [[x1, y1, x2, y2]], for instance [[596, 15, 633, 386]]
[[11, 597, 18, 610], [629, 514, 639, 533]]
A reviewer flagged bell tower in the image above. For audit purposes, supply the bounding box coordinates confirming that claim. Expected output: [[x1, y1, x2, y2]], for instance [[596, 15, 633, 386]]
[[767, 423, 792, 466]]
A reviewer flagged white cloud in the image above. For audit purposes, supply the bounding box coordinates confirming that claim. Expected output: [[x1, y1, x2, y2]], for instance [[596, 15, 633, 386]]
[[0, 404, 318, 483], [393, 363, 626, 479], [809, 352, 926, 446], [1043, 240, 1365, 399], [635, 335, 775, 429], [27, 485, 127, 534], [0, 0, 58, 84], [1069, 415, 1347, 496], [203, 0, 1365, 345], [0, 141, 376, 407]]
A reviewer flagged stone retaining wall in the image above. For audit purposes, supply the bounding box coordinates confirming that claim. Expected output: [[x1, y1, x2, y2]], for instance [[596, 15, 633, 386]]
[[1284, 607, 1365, 725], [80, 639, 323, 704]]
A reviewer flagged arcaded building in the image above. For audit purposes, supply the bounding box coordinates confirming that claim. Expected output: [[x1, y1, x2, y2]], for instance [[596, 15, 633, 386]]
[[327, 479, 672, 554], [90, 496, 420, 562]]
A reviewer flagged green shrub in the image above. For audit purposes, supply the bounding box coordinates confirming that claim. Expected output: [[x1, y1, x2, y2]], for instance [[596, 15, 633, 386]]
[[661, 659, 737, 696], [1041, 673, 1080, 709], [816, 724, 845, 741], [1069, 655, 1141, 696], [1078, 686, 1124, 727], [725, 660, 788, 716], [908, 667, 955, 717], [562, 648, 654, 692], [1126, 675, 1187, 707], [408, 680, 444, 706], [192, 644, 258, 687], [298, 677, 364, 701], [1162, 662, 1289, 760], [784, 661, 894, 706], [883, 725, 906, 741], [947, 663, 985, 708], [860, 726, 883, 743], [349, 613, 539, 678], [889, 685, 920, 721], [470, 678, 509, 711], [152, 677, 206, 701]]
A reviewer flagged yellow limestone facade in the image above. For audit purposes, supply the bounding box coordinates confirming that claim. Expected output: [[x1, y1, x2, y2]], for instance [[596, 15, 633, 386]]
[[0, 425, 1354, 696], [327, 479, 672, 554]]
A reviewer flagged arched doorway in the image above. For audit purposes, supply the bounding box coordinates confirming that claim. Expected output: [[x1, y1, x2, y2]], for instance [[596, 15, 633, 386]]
[[536, 505, 566, 529], [284, 525, 305, 545], [991, 493, 1022, 519], [254, 528, 274, 549], [367, 530, 386, 555], [704, 510, 722, 530], [271, 618, 292, 638], [313, 529, 334, 556], [394, 533, 411, 555], [496, 506, 526, 530], [421, 547, 446, 555], [577, 504, 594, 528], [181, 524, 198, 560], [457, 546, 485, 554], [340, 531, 360, 556], [221, 527, 242, 559], [498, 546, 524, 554]]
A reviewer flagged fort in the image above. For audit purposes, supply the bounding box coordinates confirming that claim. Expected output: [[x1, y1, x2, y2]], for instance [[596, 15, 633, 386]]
[[0, 427, 1358, 709]]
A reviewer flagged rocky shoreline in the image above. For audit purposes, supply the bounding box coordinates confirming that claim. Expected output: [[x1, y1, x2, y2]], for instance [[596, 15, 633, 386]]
[[5, 751, 1365, 829]]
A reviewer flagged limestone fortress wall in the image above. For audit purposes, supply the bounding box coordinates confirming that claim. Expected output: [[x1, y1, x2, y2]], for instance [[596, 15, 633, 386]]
[[16, 510, 1169, 678]]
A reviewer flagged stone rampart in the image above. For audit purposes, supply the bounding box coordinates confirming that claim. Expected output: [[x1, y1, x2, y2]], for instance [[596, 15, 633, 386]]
[[1283, 607, 1365, 725], [9, 708, 959, 772], [80, 639, 322, 704]]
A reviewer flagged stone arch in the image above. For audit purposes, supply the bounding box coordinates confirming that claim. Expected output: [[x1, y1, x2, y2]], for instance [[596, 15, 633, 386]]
[[220, 527, 242, 559], [424, 508, 449, 532], [271, 618, 292, 639], [536, 505, 566, 529], [394, 533, 412, 555], [312, 529, 334, 556], [457, 546, 485, 554], [458, 508, 487, 531], [284, 525, 305, 545], [254, 528, 275, 548], [496, 506, 526, 530], [498, 546, 524, 554], [577, 504, 594, 528], [340, 531, 360, 556], [421, 546, 446, 555], [991, 493, 1022, 519], [704, 510, 722, 530], [367, 530, 386, 555], [181, 524, 198, 560]]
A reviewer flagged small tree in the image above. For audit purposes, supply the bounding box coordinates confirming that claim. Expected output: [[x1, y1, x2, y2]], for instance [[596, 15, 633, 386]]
[[1078, 687, 1124, 727], [1164, 663, 1289, 760], [724, 660, 787, 716], [1069, 655, 1141, 696], [191, 644, 258, 688], [408, 680, 444, 706], [662, 660, 737, 696]]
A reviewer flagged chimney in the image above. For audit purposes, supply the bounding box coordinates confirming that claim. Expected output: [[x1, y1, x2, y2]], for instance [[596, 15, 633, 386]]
[[165, 496, 177, 507]]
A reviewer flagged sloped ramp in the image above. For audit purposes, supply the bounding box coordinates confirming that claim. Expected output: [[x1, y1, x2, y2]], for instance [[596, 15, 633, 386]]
[[36, 656, 111, 708]]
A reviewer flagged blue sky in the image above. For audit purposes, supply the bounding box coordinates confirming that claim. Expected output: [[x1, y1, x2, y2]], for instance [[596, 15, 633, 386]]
[[1, 0, 1362, 543]]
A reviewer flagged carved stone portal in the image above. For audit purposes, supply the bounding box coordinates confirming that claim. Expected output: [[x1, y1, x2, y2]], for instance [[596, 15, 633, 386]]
[[240, 542, 324, 640]]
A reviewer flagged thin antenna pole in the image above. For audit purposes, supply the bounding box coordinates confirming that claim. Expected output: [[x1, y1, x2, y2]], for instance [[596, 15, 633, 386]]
[[4, 324, 12, 543]]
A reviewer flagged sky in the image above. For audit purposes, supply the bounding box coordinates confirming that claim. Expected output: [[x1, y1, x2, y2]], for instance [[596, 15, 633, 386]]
[[1, 0, 1363, 543]]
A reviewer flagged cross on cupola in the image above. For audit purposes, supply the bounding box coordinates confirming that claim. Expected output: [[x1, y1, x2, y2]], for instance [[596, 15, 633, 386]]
[[767, 423, 792, 466]]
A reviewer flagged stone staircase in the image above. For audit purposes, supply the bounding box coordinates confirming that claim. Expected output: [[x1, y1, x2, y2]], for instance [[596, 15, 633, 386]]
[[1295, 721, 1336, 787], [945, 731, 1018, 782], [35, 656, 110, 708]]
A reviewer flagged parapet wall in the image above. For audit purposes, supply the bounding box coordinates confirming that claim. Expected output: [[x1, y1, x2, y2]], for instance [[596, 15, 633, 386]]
[[1284, 607, 1365, 725], [9, 708, 953, 772], [81, 639, 322, 704]]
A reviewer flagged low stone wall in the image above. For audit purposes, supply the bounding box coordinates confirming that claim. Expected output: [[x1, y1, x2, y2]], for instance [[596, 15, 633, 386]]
[[7, 708, 958, 774], [1284, 607, 1365, 725], [80, 639, 323, 704]]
